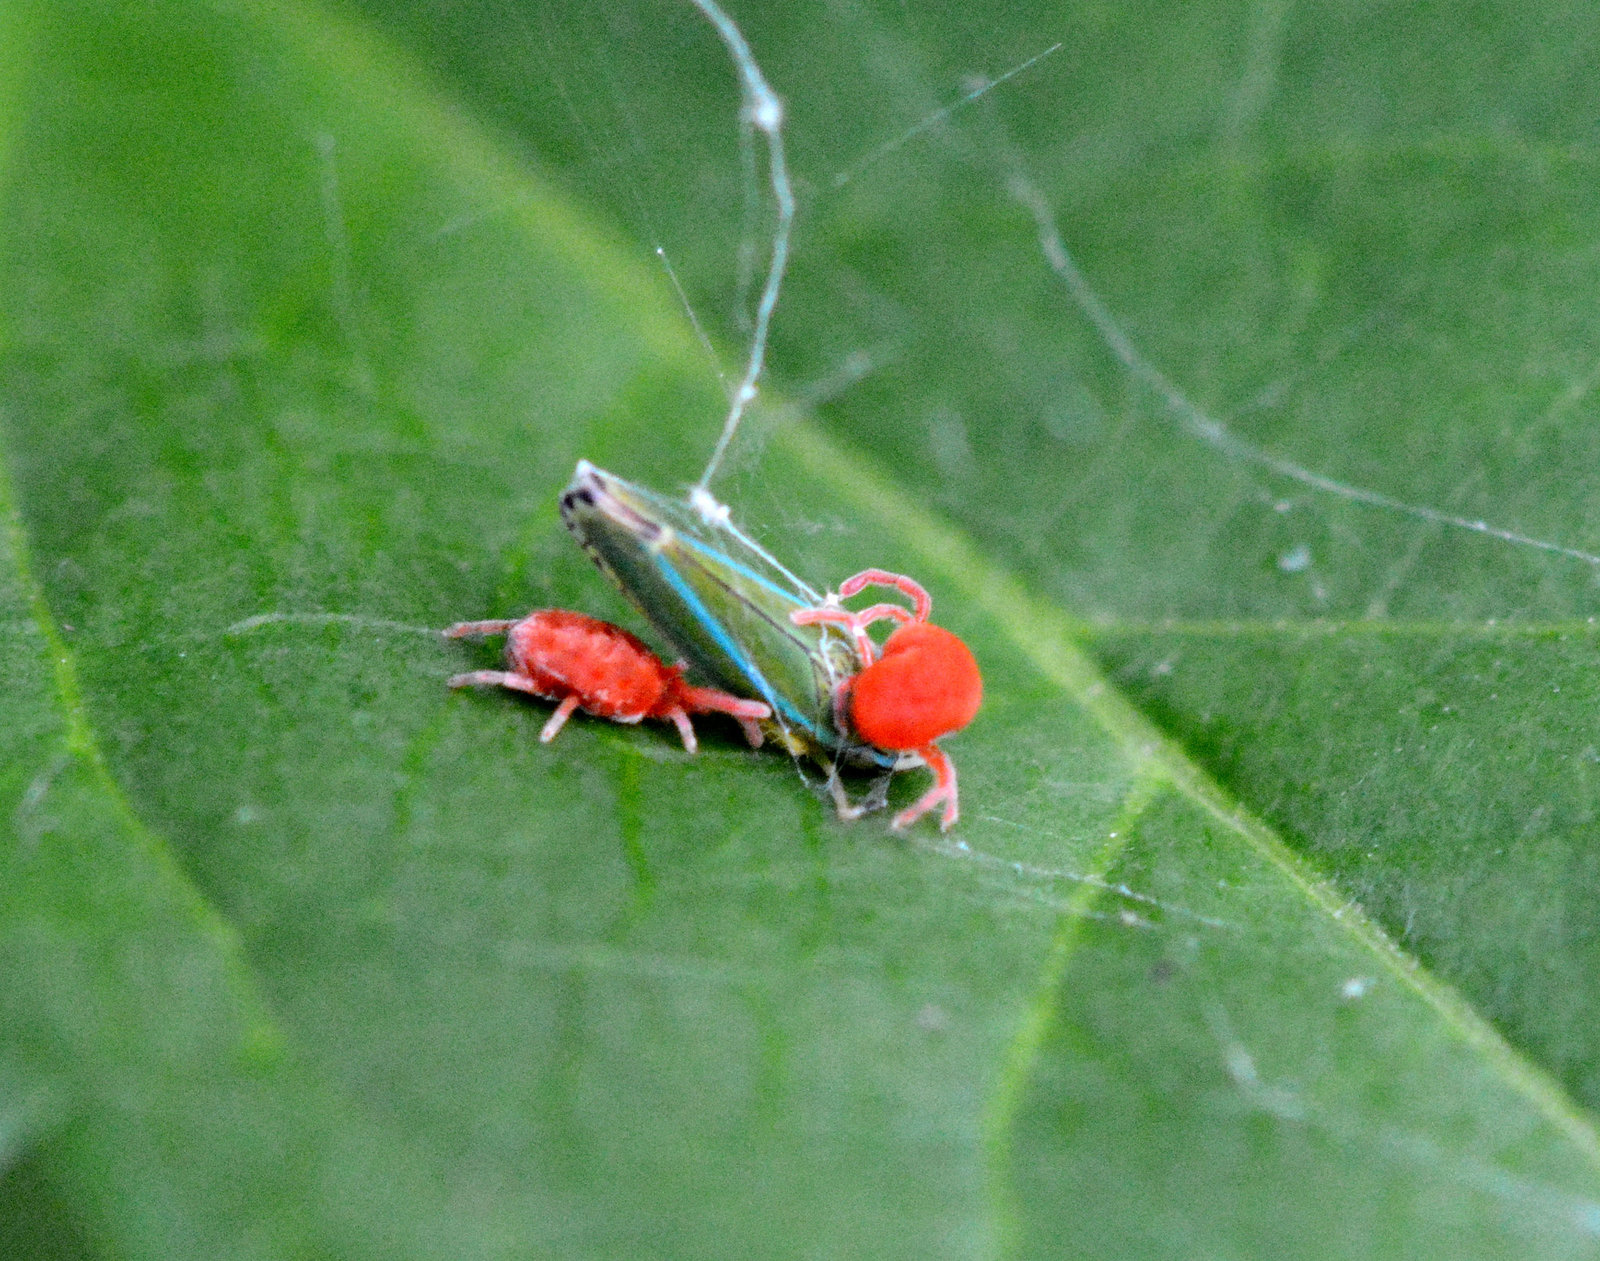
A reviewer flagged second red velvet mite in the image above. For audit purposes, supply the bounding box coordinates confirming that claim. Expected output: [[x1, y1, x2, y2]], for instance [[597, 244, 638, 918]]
[[446, 610, 772, 754], [446, 462, 982, 830]]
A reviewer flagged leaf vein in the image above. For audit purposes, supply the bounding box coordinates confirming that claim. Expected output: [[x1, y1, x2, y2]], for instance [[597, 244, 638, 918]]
[[783, 419, 1600, 1175]]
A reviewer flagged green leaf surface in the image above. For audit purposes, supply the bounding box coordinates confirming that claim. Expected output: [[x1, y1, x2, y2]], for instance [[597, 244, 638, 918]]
[[3, 0, 1600, 1256]]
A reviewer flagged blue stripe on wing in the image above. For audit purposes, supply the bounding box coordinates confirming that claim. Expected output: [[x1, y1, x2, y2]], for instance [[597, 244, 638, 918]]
[[677, 532, 813, 608], [653, 538, 900, 773], [650, 549, 824, 740]]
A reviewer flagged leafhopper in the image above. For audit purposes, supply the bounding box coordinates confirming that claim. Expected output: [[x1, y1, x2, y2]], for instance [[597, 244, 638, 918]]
[[448, 460, 980, 829]]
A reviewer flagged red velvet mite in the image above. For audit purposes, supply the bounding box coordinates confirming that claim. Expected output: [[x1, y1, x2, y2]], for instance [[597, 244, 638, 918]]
[[791, 569, 982, 831], [446, 609, 771, 753]]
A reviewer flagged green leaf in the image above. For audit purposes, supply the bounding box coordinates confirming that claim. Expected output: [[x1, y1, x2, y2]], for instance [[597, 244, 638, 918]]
[[3, 0, 1600, 1257]]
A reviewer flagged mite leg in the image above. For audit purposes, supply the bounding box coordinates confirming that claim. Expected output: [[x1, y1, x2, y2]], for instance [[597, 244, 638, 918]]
[[791, 605, 878, 664], [850, 604, 914, 632], [665, 685, 771, 751], [792, 601, 912, 662], [540, 695, 581, 744], [838, 570, 932, 622], [447, 670, 525, 689], [679, 686, 772, 724], [891, 742, 959, 832], [451, 670, 579, 743], [826, 769, 872, 822], [666, 708, 699, 754], [444, 620, 518, 638]]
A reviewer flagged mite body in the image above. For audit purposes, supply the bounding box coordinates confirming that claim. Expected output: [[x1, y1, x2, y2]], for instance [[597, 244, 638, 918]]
[[446, 609, 771, 753], [791, 569, 982, 830], [447, 462, 982, 830]]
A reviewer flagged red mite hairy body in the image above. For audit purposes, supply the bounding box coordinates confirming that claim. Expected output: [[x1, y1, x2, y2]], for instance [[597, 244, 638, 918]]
[[446, 610, 772, 754]]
